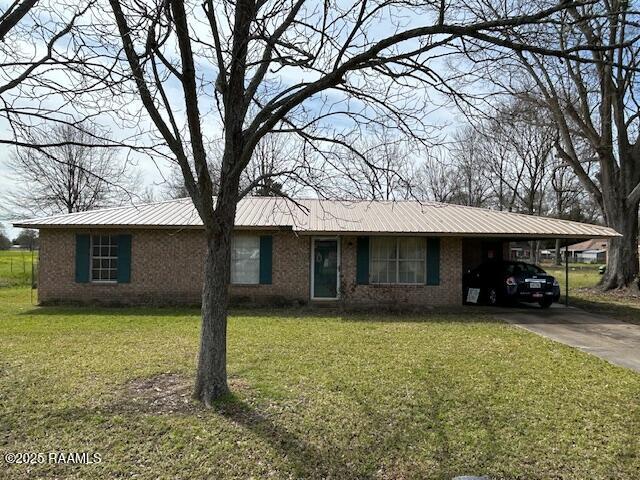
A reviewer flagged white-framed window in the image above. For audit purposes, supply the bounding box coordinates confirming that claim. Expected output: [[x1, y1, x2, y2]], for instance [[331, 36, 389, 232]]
[[370, 237, 426, 284], [91, 235, 118, 282], [231, 235, 260, 284]]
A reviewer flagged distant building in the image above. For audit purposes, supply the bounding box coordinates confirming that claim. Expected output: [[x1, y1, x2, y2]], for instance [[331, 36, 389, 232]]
[[509, 241, 532, 261], [566, 239, 608, 264]]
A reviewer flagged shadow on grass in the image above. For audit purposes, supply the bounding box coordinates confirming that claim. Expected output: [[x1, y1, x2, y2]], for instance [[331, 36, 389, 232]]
[[213, 394, 373, 478], [29, 389, 407, 478], [209, 391, 484, 479]]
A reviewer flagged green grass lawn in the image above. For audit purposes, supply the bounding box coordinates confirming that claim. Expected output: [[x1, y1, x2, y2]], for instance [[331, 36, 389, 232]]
[[1, 287, 639, 479], [543, 263, 640, 325], [0, 250, 38, 288], [542, 262, 603, 291]]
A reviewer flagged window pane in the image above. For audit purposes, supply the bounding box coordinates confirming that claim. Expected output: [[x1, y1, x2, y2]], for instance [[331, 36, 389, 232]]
[[398, 238, 426, 260], [231, 235, 260, 284], [370, 238, 398, 283], [370, 260, 386, 283], [370, 260, 396, 284], [90, 234, 119, 282], [370, 237, 427, 284], [371, 237, 396, 260], [399, 260, 425, 284]]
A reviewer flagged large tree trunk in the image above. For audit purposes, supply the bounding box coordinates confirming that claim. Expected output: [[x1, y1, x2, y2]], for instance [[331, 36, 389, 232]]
[[554, 238, 562, 266], [193, 193, 238, 405], [601, 202, 639, 291]]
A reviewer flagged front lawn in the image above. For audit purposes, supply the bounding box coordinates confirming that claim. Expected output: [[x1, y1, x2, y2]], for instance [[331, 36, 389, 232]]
[[1, 286, 639, 479]]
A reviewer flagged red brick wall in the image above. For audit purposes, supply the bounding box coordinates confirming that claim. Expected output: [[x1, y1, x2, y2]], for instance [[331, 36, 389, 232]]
[[38, 229, 463, 307], [38, 229, 309, 305], [339, 236, 463, 307]]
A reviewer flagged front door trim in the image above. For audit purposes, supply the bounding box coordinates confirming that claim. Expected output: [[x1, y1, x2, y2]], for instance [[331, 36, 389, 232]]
[[310, 236, 340, 300]]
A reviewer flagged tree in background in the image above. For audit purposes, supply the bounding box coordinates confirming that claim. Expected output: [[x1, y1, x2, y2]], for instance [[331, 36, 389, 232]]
[[12, 229, 38, 250], [413, 150, 460, 203], [448, 127, 492, 207], [4, 123, 140, 216], [458, 0, 640, 289], [241, 133, 312, 199], [162, 163, 194, 200], [161, 134, 310, 200], [328, 131, 418, 201], [0, 225, 11, 250]]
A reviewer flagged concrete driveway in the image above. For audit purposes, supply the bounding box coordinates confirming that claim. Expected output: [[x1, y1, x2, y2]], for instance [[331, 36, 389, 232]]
[[493, 304, 640, 373]]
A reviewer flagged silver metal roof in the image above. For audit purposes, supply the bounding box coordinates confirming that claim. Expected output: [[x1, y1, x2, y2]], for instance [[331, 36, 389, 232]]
[[13, 197, 620, 239]]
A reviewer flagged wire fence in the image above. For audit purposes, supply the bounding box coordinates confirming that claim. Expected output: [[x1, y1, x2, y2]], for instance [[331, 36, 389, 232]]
[[0, 250, 39, 288]]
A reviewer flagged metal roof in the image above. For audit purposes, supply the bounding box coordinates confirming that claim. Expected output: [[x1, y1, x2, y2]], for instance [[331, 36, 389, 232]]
[[567, 239, 609, 251], [13, 197, 620, 239]]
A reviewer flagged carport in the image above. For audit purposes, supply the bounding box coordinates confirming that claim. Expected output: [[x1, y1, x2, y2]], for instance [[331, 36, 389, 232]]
[[462, 235, 611, 307]]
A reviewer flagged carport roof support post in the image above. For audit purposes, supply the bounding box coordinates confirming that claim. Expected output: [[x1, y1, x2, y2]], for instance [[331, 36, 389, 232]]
[[565, 240, 569, 307]]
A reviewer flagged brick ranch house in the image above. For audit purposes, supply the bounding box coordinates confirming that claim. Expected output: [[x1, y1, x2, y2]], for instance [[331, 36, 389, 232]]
[[14, 197, 618, 307]]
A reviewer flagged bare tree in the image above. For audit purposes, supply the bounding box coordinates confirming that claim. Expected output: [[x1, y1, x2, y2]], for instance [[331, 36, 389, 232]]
[[459, 0, 640, 289], [327, 131, 419, 201], [413, 147, 462, 203], [448, 127, 492, 207], [0, 0, 101, 145], [0, 224, 11, 250], [84, 0, 602, 404], [241, 133, 313, 198], [161, 134, 312, 199], [162, 163, 196, 199], [4, 123, 139, 216]]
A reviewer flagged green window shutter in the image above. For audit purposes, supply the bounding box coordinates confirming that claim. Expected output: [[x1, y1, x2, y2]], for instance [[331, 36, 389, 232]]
[[116, 234, 132, 283], [259, 235, 272, 284], [75, 234, 90, 283], [426, 238, 440, 285], [356, 236, 370, 285]]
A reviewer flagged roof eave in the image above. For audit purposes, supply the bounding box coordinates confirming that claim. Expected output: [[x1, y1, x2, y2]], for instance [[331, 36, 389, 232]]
[[13, 224, 620, 239], [11, 223, 295, 231], [297, 231, 620, 239]]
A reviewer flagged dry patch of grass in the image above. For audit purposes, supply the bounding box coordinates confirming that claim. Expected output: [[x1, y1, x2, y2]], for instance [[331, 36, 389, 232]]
[[122, 373, 198, 414]]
